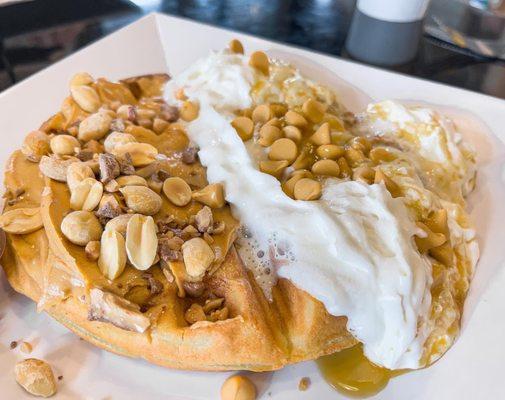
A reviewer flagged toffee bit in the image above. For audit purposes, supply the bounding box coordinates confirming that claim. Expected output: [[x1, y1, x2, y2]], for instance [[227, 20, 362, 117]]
[[10, 340, 18, 349], [117, 152, 135, 175], [160, 104, 179, 122], [257, 250, 265, 258], [110, 118, 126, 132], [158, 238, 182, 262], [98, 153, 120, 183], [142, 272, 164, 295], [181, 146, 198, 164], [157, 169, 171, 181], [183, 281, 205, 298], [58, 376, 63, 381], [298, 377, 311, 391], [76, 150, 94, 161]]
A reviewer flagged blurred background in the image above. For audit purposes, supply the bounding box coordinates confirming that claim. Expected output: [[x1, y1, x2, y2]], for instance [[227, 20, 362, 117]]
[[0, 0, 503, 98]]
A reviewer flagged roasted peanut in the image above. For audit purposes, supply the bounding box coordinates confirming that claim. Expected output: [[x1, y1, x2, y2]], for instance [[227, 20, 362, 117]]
[[14, 358, 57, 398], [69, 72, 93, 87], [162, 177, 192, 207], [98, 229, 127, 280], [61, 210, 103, 246], [116, 175, 148, 187], [50, 134, 80, 156], [39, 155, 79, 182], [78, 111, 112, 141], [125, 214, 158, 270], [182, 237, 215, 281], [67, 162, 95, 191], [112, 142, 158, 167], [85, 240, 101, 261], [71, 85, 100, 112], [70, 178, 103, 211], [104, 131, 137, 153], [105, 214, 133, 236], [120, 185, 162, 215], [21, 130, 50, 162]]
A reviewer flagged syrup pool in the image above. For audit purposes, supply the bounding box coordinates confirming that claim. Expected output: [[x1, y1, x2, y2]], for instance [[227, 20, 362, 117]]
[[317, 344, 406, 398]]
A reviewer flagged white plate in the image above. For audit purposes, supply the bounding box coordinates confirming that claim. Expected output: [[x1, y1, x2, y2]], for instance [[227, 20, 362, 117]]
[[1, 13, 504, 400]]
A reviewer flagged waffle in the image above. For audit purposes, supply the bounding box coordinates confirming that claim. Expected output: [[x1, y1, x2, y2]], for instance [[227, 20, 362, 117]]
[[1, 74, 354, 371]]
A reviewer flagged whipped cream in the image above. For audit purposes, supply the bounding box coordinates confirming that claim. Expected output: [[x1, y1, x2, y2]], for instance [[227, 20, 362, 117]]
[[165, 51, 433, 369]]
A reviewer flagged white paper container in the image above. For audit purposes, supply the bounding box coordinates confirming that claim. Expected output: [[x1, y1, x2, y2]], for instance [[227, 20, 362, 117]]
[[1, 13, 504, 400]]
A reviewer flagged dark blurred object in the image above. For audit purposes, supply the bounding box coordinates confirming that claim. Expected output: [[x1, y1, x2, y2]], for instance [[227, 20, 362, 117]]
[[345, 0, 429, 66], [0, 0, 503, 100], [426, 0, 505, 60]]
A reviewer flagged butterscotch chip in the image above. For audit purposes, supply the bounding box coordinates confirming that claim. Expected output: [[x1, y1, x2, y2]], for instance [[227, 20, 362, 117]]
[[374, 169, 401, 198], [21, 131, 50, 162], [302, 98, 326, 123], [0, 208, 43, 235], [350, 136, 372, 154], [221, 375, 256, 400], [311, 159, 340, 177], [14, 358, 57, 397], [265, 117, 282, 127], [249, 51, 269, 75], [258, 125, 282, 147], [310, 122, 331, 146], [61, 211, 103, 246], [352, 165, 375, 184], [259, 160, 289, 179], [50, 134, 80, 156], [293, 178, 322, 201], [344, 147, 366, 167], [282, 125, 302, 142], [252, 104, 273, 124], [192, 183, 226, 208], [98, 229, 127, 280], [19, 341, 33, 354], [369, 147, 397, 164], [337, 157, 352, 178], [125, 214, 158, 271], [316, 144, 344, 159], [229, 39, 244, 54], [180, 101, 199, 122], [120, 185, 162, 215], [270, 103, 288, 117], [231, 116, 254, 141], [162, 177, 192, 207], [268, 138, 298, 163], [291, 150, 314, 171], [182, 237, 215, 281], [284, 110, 307, 128]]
